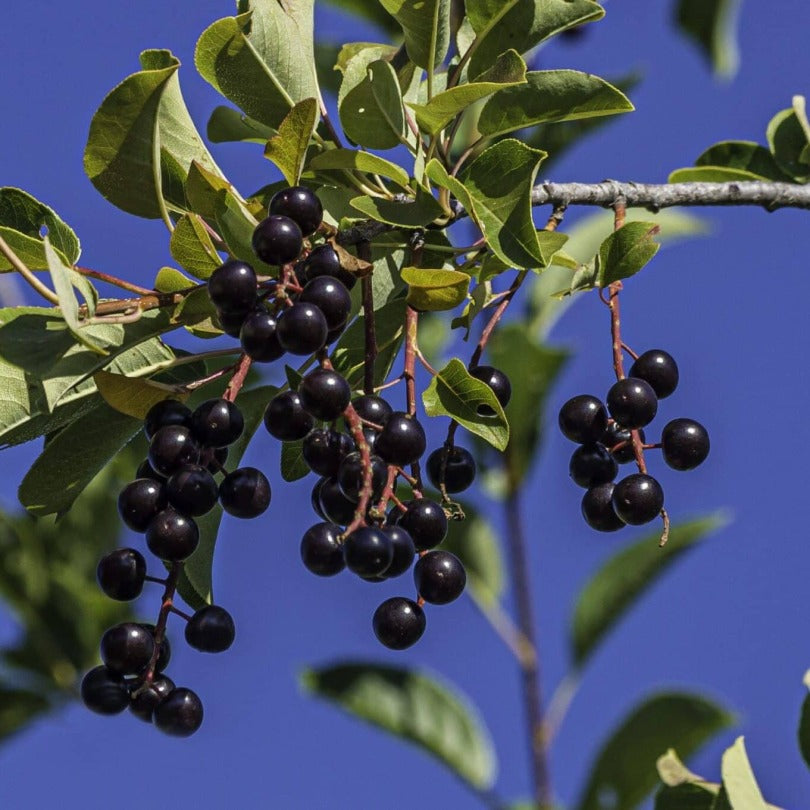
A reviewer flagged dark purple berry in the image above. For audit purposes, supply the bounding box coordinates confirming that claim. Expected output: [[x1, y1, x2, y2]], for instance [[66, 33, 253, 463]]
[[606, 378, 658, 429], [426, 446, 476, 493], [269, 186, 323, 236], [118, 479, 167, 532], [144, 400, 191, 440], [611, 474, 664, 525], [305, 244, 357, 290], [191, 399, 244, 448], [380, 525, 415, 578], [351, 395, 393, 426], [154, 688, 204, 737], [303, 429, 353, 477], [138, 624, 171, 673], [469, 365, 511, 414], [661, 418, 710, 471], [603, 423, 645, 464], [300, 522, 345, 576], [311, 478, 328, 520], [219, 467, 271, 518], [185, 606, 236, 653], [375, 412, 426, 466], [343, 526, 393, 577], [130, 675, 175, 723], [252, 215, 303, 266], [629, 349, 679, 399], [337, 452, 387, 502], [97, 548, 147, 601], [146, 509, 199, 561], [240, 309, 284, 362], [558, 395, 608, 444], [373, 598, 425, 650], [148, 426, 200, 477], [325, 322, 345, 345], [569, 443, 618, 488], [81, 666, 130, 715], [207, 447, 229, 475], [318, 478, 357, 525], [100, 623, 155, 676], [208, 260, 257, 313], [414, 550, 466, 604], [276, 303, 328, 355], [397, 499, 447, 551], [299, 368, 351, 420], [166, 465, 219, 516], [217, 308, 251, 338], [135, 459, 164, 481], [299, 277, 351, 331], [581, 483, 625, 532], [264, 391, 315, 441]]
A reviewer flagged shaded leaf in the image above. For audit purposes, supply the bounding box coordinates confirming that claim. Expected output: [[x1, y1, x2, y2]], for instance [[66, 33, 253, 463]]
[[675, 0, 741, 78], [378, 0, 450, 70], [350, 190, 444, 228], [721, 738, 767, 810], [169, 214, 222, 280], [402, 266, 470, 311], [571, 514, 728, 666], [0, 688, 51, 744], [309, 149, 410, 189], [281, 439, 309, 482], [207, 105, 275, 144], [596, 221, 661, 287], [264, 98, 319, 187], [214, 191, 275, 276], [695, 141, 793, 181], [185, 161, 239, 222], [301, 662, 496, 790], [766, 99, 810, 183]]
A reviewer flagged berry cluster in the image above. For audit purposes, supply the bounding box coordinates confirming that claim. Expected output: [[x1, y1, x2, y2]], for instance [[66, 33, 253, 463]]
[[559, 349, 710, 532]]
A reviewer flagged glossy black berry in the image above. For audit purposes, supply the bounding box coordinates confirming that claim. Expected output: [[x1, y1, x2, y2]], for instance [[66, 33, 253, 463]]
[[558, 395, 608, 444], [191, 399, 244, 448], [661, 418, 710, 471], [375, 412, 426, 466], [146, 509, 200, 561], [154, 688, 204, 737], [299, 276, 351, 331], [217, 308, 251, 338], [373, 597, 426, 650], [135, 459, 165, 482], [426, 446, 476, 493], [138, 624, 171, 673], [581, 483, 625, 532], [185, 606, 236, 653], [606, 378, 658, 429], [166, 465, 219, 516], [569, 443, 618, 488], [207, 446, 229, 475], [252, 215, 303, 266], [318, 477, 357, 525], [397, 499, 447, 551], [351, 395, 393, 426], [299, 368, 351, 420], [208, 260, 257, 313], [305, 244, 357, 290], [629, 349, 679, 399], [311, 478, 328, 520], [148, 425, 200, 477], [81, 666, 130, 715], [269, 186, 323, 236], [603, 423, 645, 464], [337, 452, 387, 502], [117, 479, 167, 532], [264, 391, 315, 441], [414, 550, 466, 604], [239, 309, 284, 363], [300, 522, 345, 576], [276, 302, 328, 355], [343, 526, 393, 577], [303, 429, 353, 477], [611, 474, 665, 525], [469, 365, 512, 414], [97, 548, 147, 601], [360, 426, 378, 453], [100, 623, 155, 676], [380, 525, 415, 578], [219, 467, 271, 518], [144, 399, 191, 440], [130, 675, 175, 723], [325, 322, 345, 345]]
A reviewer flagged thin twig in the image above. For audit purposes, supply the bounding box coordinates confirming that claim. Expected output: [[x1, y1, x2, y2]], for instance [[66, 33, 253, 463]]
[[73, 265, 154, 295], [223, 354, 252, 403], [404, 306, 418, 417], [467, 587, 536, 669], [141, 562, 183, 685]]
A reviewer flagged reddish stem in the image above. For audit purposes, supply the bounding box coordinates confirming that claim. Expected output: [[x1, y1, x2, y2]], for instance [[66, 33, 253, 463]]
[[74, 265, 154, 296], [223, 354, 252, 402], [142, 562, 183, 685], [404, 306, 418, 417]]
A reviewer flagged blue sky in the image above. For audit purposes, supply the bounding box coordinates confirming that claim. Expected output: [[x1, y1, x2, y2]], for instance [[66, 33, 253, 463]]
[[1, 2, 810, 808]]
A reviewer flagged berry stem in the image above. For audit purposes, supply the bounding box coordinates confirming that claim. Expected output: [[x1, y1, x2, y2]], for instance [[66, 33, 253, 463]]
[[144, 575, 168, 585], [223, 353, 253, 403], [359, 241, 378, 397], [142, 562, 183, 685], [404, 306, 418, 417], [467, 587, 536, 669], [372, 464, 401, 520], [169, 605, 193, 622], [73, 265, 154, 295], [341, 401, 374, 537]]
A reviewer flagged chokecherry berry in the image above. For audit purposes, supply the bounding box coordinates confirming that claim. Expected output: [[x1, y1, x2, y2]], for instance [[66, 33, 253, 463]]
[[276, 302, 328, 355], [191, 399, 244, 448], [130, 675, 175, 723], [569, 443, 618, 488], [251, 215, 303, 266], [397, 499, 447, 551], [97, 548, 147, 601], [219, 467, 271, 518], [118, 479, 167, 532], [166, 465, 219, 517], [298, 368, 351, 421], [373, 597, 425, 650], [299, 276, 351, 331], [206, 446, 229, 475], [303, 429, 353, 477], [185, 606, 236, 653], [311, 478, 328, 520], [100, 623, 155, 676], [81, 666, 130, 715], [558, 395, 608, 444], [469, 365, 512, 414], [414, 550, 466, 604], [239, 309, 284, 363], [154, 688, 204, 737], [611, 474, 664, 525], [135, 459, 165, 482], [606, 378, 658, 429], [148, 426, 200, 477], [264, 391, 315, 441], [343, 527, 393, 577], [375, 412, 426, 467], [426, 446, 476, 493], [207, 260, 257, 313], [380, 525, 416, 578], [661, 418, 710, 471], [629, 349, 679, 399], [138, 624, 171, 673], [144, 399, 191, 440], [581, 483, 625, 532], [146, 509, 200, 561], [336, 452, 387, 503], [603, 423, 645, 464], [304, 244, 357, 290], [318, 478, 357, 525], [300, 522, 345, 576], [217, 308, 251, 338], [351, 395, 393, 426], [269, 186, 323, 236]]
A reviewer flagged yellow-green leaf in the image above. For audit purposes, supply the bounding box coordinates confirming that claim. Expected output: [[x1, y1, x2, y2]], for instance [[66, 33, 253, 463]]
[[264, 98, 319, 186], [402, 267, 470, 311]]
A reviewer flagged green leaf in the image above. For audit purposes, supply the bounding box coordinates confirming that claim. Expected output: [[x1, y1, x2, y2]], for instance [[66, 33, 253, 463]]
[[0, 688, 51, 743], [301, 662, 496, 790], [668, 166, 776, 183], [766, 99, 810, 183], [214, 191, 275, 276], [207, 106, 275, 144], [0, 188, 80, 271], [478, 70, 633, 139], [576, 692, 734, 810], [422, 358, 509, 450], [675, 0, 741, 78], [799, 672, 810, 771], [169, 214, 222, 280], [308, 149, 410, 190], [695, 141, 793, 181], [596, 222, 661, 287], [409, 50, 527, 136], [93, 371, 186, 420], [378, 0, 450, 70], [655, 749, 720, 810], [84, 49, 222, 219], [264, 99, 319, 187], [186, 161, 239, 222], [350, 190, 444, 228], [721, 738, 767, 810], [195, 2, 318, 131], [319, 0, 400, 36], [466, 0, 604, 79], [402, 267, 470, 311], [179, 385, 276, 607], [426, 140, 548, 269], [571, 514, 728, 666], [281, 439, 309, 482]]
